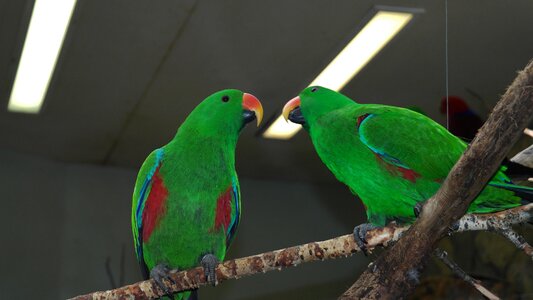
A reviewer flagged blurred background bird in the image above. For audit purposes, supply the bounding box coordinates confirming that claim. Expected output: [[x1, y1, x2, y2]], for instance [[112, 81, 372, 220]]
[[440, 95, 533, 182], [440, 95, 484, 141]]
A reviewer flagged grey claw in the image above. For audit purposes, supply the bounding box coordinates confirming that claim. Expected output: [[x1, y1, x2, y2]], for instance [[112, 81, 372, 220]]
[[448, 221, 459, 234], [201, 254, 219, 286], [150, 264, 176, 299], [353, 223, 378, 256], [414, 201, 425, 218]]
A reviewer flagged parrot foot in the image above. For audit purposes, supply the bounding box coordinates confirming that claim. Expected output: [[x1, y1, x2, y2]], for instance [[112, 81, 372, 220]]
[[150, 263, 176, 299], [353, 223, 379, 256], [413, 201, 427, 218], [448, 222, 460, 234], [201, 254, 219, 286]]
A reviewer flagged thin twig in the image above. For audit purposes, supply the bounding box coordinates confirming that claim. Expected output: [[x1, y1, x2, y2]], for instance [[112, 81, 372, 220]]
[[120, 244, 126, 287], [524, 128, 533, 138], [511, 143, 533, 168], [69, 204, 533, 300], [104, 257, 117, 289], [494, 227, 533, 259], [434, 248, 500, 300]]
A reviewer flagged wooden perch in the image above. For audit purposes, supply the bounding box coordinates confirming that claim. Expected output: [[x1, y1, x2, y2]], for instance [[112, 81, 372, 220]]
[[69, 204, 533, 300], [340, 59, 533, 299]]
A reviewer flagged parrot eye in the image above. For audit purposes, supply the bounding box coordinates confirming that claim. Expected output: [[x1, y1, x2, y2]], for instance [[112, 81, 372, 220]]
[[311, 87, 318, 92], [221, 95, 230, 102]]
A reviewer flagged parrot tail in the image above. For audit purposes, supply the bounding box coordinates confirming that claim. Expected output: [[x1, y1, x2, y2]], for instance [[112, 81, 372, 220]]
[[188, 290, 199, 300], [488, 182, 533, 226], [488, 182, 533, 204]]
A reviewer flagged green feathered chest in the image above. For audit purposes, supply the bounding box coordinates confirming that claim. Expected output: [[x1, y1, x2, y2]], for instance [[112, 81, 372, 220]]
[[138, 136, 241, 273]]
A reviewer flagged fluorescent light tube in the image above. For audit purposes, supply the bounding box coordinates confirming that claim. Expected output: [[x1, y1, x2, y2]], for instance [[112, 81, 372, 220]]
[[262, 115, 302, 140], [310, 11, 413, 90], [8, 0, 77, 113], [263, 10, 413, 139]]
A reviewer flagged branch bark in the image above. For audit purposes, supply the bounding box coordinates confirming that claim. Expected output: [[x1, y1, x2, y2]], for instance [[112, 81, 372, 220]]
[[69, 204, 533, 300], [340, 59, 533, 299]]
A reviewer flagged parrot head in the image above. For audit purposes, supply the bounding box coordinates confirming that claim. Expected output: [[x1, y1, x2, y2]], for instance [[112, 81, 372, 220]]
[[181, 89, 263, 135], [282, 86, 353, 127]]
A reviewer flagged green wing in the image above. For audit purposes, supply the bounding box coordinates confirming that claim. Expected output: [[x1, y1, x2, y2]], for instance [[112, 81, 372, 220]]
[[356, 106, 513, 183], [354, 106, 526, 213], [356, 106, 469, 180]]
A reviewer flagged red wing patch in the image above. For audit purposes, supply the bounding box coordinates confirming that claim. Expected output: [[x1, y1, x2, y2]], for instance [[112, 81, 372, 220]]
[[142, 168, 168, 242], [356, 114, 371, 129], [214, 187, 232, 232], [374, 153, 420, 183], [397, 166, 420, 183]]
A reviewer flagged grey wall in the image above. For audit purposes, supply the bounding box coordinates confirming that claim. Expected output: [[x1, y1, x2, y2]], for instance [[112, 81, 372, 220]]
[[0, 149, 370, 300], [0, 150, 66, 299]]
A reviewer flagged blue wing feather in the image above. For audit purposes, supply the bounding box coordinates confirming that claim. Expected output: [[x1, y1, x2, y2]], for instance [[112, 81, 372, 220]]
[[133, 148, 164, 278], [226, 178, 240, 247]]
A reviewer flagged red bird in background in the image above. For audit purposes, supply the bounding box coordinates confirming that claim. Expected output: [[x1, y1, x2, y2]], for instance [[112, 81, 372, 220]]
[[440, 95, 532, 182], [440, 95, 484, 140]]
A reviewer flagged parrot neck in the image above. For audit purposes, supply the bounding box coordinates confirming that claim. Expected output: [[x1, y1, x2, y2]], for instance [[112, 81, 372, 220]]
[[167, 123, 239, 168], [303, 99, 355, 128]]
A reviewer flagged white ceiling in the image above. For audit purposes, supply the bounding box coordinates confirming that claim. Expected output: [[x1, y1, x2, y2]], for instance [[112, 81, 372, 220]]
[[1, 0, 532, 182]]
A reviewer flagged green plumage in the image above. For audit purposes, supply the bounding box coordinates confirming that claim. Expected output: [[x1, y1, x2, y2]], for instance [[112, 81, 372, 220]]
[[132, 90, 250, 299], [294, 86, 531, 226]]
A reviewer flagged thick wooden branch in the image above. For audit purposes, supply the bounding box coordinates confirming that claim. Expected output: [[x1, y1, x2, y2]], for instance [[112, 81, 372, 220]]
[[69, 204, 533, 300], [340, 59, 533, 299]]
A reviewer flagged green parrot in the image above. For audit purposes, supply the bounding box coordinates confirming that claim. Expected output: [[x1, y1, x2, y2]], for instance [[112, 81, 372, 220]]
[[282, 86, 532, 252], [132, 89, 263, 299]]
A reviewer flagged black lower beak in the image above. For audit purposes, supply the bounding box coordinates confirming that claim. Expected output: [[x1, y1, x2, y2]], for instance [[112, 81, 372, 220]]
[[242, 110, 256, 125], [288, 107, 306, 125]]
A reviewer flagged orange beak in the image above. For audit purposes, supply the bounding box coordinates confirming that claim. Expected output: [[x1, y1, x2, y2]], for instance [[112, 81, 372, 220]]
[[282, 96, 301, 122], [242, 93, 263, 127]]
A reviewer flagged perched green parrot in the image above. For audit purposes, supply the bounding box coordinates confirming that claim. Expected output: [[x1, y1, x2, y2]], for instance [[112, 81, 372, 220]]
[[283, 86, 533, 251], [132, 89, 263, 299]]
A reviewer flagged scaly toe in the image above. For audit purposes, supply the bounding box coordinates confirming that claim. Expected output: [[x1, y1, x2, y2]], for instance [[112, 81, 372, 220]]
[[353, 223, 379, 256], [150, 264, 176, 298], [201, 254, 219, 286]]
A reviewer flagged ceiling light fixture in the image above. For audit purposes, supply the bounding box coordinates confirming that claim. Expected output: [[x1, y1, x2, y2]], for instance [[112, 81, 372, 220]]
[[8, 0, 77, 113], [263, 9, 416, 139]]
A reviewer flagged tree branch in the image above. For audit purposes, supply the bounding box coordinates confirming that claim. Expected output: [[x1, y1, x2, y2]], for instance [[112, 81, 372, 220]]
[[68, 204, 533, 300], [433, 248, 500, 300], [495, 227, 533, 258], [340, 59, 533, 299], [524, 128, 533, 138]]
